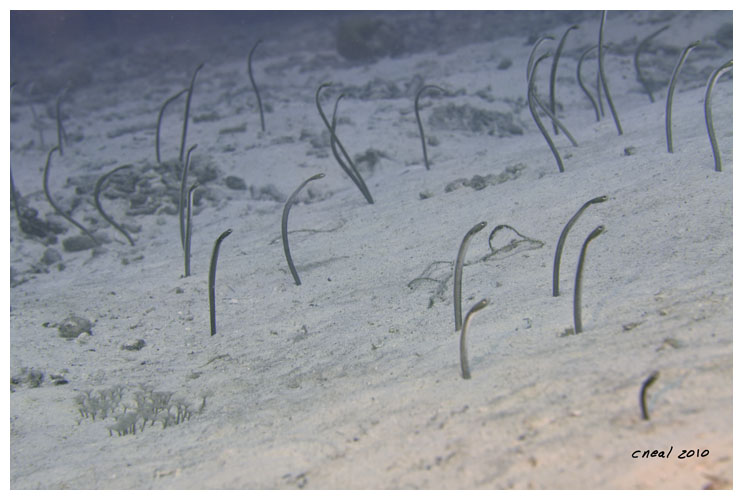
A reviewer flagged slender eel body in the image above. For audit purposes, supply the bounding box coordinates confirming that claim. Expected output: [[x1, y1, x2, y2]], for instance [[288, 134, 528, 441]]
[[526, 35, 555, 82], [666, 41, 701, 153], [209, 229, 233, 336], [414, 84, 446, 170], [531, 90, 578, 147], [527, 39, 580, 147], [577, 45, 601, 122], [598, 11, 623, 135], [10, 167, 23, 227], [327, 93, 374, 204], [156, 88, 188, 164], [528, 52, 565, 173], [94, 164, 135, 246], [553, 195, 608, 297], [329, 94, 356, 183], [55, 94, 67, 155], [573, 225, 605, 334], [43, 146, 99, 245], [634, 25, 671, 103], [248, 39, 265, 132], [640, 371, 660, 420], [459, 298, 489, 379], [9, 85, 24, 231], [704, 59, 733, 172], [549, 25, 579, 134], [316, 82, 374, 204], [179, 144, 198, 250], [26, 82, 46, 147], [454, 221, 487, 331], [184, 183, 198, 277], [281, 173, 326, 285], [179, 62, 204, 163]]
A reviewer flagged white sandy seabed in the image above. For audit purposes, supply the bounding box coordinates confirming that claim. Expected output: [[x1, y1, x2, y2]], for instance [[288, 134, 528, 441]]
[[6, 10, 734, 489]]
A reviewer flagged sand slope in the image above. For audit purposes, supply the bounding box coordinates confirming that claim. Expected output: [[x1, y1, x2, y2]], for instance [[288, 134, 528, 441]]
[[8, 10, 733, 489]]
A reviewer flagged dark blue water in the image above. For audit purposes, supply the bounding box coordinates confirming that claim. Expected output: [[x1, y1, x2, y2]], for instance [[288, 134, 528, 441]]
[[10, 10, 595, 62]]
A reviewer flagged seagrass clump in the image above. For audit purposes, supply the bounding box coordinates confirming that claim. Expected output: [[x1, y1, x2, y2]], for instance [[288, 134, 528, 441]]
[[75, 385, 202, 437]]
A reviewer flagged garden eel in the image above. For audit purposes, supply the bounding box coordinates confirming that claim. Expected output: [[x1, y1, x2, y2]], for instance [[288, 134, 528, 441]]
[[328, 93, 376, 203], [184, 183, 198, 277], [528, 52, 565, 173], [577, 45, 601, 122], [454, 221, 487, 331], [531, 87, 579, 147], [94, 164, 135, 246], [248, 38, 265, 132], [665, 41, 701, 153], [9, 83, 24, 228], [526, 35, 555, 83], [43, 145, 100, 245], [10, 167, 23, 229], [315, 82, 374, 204], [281, 173, 326, 285], [527, 37, 578, 149], [549, 25, 579, 135], [209, 228, 233, 336], [414, 84, 446, 170], [573, 225, 604, 334], [459, 298, 489, 380], [598, 11, 623, 135], [55, 91, 68, 155], [634, 25, 671, 103], [553, 195, 608, 297], [704, 59, 733, 172], [329, 93, 358, 187], [526, 37, 579, 145], [27, 82, 46, 146], [179, 62, 204, 163], [640, 371, 660, 420], [179, 144, 198, 250], [156, 88, 188, 164]]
